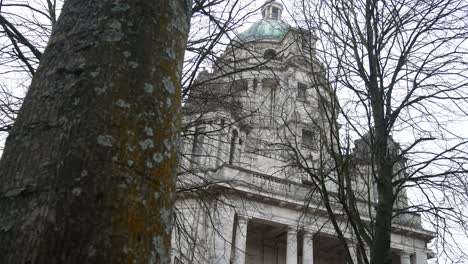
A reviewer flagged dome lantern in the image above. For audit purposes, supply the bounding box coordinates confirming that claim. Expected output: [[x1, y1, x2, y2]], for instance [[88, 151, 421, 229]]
[[237, 1, 289, 42], [261, 0, 284, 20]]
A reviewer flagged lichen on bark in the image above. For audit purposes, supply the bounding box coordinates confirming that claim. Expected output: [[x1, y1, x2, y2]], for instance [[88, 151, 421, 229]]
[[0, 0, 192, 263]]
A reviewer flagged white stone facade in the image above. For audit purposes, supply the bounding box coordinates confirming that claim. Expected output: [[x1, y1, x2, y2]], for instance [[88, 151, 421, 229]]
[[173, 1, 434, 263]]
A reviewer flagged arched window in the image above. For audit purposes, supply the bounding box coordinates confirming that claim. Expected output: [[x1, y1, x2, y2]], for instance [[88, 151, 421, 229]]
[[191, 126, 206, 167], [271, 7, 279, 20], [298, 82, 308, 101], [262, 78, 278, 124], [229, 129, 239, 164], [263, 49, 276, 60], [301, 128, 316, 149], [252, 78, 258, 91]]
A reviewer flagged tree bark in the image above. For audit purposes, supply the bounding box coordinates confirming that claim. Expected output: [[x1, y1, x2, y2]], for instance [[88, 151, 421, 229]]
[[0, 0, 191, 263], [371, 127, 394, 264]]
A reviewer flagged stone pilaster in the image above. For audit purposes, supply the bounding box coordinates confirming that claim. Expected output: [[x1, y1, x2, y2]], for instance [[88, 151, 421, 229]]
[[233, 216, 248, 264], [212, 206, 235, 264]]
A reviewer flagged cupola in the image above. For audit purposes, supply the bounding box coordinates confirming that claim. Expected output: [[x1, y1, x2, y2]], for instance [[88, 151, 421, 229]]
[[237, 0, 289, 42], [261, 0, 284, 20]]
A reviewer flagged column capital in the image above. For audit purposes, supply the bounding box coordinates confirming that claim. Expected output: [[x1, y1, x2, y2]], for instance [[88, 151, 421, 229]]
[[400, 251, 412, 264], [237, 215, 249, 225], [413, 251, 428, 264], [303, 230, 315, 238], [345, 236, 360, 245], [287, 226, 298, 233]]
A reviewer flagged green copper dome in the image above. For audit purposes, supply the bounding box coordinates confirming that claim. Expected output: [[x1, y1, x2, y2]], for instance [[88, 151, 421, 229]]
[[238, 19, 289, 42], [237, 1, 289, 42]]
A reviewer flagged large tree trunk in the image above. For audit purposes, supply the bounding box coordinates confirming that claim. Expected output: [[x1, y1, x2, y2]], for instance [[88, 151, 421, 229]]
[[0, 0, 191, 263], [371, 129, 394, 264]]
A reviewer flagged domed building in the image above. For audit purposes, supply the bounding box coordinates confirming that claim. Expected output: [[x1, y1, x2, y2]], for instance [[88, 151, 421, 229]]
[[172, 1, 434, 264]]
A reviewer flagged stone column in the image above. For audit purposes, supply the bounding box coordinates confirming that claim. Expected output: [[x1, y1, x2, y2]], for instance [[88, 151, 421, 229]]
[[364, 245, 371, 263], [400, 252, 411, 264], [347, 242, 358, 264], [233, 216, 248, 264], [213, 206, 235, 264], [413, 251, 428, 264], [302, 231, 314, 264], [286, 227, 298, 264]]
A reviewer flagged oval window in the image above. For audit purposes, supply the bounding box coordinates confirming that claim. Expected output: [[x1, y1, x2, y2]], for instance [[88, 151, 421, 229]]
[[264, 49, 277, 59]]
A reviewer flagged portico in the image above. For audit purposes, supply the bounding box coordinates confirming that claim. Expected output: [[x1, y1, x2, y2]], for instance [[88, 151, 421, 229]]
[[226, 216, 430, 264], [180, 188, 432, 264]]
